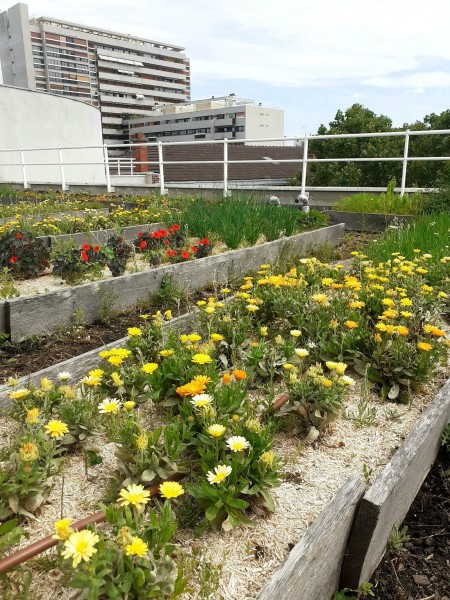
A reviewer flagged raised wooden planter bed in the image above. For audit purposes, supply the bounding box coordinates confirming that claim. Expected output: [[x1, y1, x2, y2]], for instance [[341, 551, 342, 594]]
[[36, 222, 164, 248], [0, 207, 109, 225], [324, 210, 415, 232], [1, 224, 345, 342]]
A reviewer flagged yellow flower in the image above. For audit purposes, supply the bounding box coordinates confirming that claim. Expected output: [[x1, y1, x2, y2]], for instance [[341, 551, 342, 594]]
[[9, 388, 30, 400], [193, 375, 212, 386], [164, 309, 173, 320], [197, 300, 206, 306], [207, 424, 226, 437], [399, 298, 412, 307], [246, 304, 259, 312], [226, 436, 250, 452], [260, 451, 275, 467], [260, 326, 268, 336], [19, 442, 39, 462], [127, 327, 142, 337], [348, 300, 365, 309], [111, 372, 124, 387], [311, 294, 328, 304], [108, 355, 123, 366], [62, 530, 100, 568], [381, 298, 395, 307], [136, 432, 148, 451], [124, 400, 136, 410], [210, 333, 224, 342], [26, 408, 40, 425], [344, 321, 358, 329], [45, 420, 69, 438], [339, 375, 356, 386], [159, 349, 174, 357], [290, 329, 301, 337], [283, 363, 294, 370], [295, 348, 309, 358], [191, 353, 212, 365], [52, 518, 73, 541], [221, 287, 231, 294], [141, 363, 159, 374], [187, 333, 202, 343], [118, 484, 151, 510], [207, 464, 232, 484], [205, 306, 215, 315], [395, 325, 409, 336], [98, 398, 122, 414], [417, 342, 432, 352], [40, 378, 53, 391], [321, 378, 333, 388], [6, 377, 18, 387], [159, 481, 184, 499], [125, 536, 148, 557]]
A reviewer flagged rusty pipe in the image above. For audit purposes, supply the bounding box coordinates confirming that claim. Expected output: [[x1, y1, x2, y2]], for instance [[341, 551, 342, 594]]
[[0, 472, 185, 574], [0, 392, 291, 574]]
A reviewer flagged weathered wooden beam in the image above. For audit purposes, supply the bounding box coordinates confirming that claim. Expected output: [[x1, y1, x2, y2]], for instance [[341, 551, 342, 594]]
[[258, 478, 365, 600], [340, 377, 450, 588]]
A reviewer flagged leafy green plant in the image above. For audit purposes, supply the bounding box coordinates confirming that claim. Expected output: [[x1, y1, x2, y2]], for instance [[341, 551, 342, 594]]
[[441, 423, 450, 454], [333, 582, 374, 599], [52, 242, 108, 284], [389, 524, 410, 551], [106, 234, 132, 277], [0, 267, 19, 298], [334, 179, 423, 215], [0, 230, 50, 278]]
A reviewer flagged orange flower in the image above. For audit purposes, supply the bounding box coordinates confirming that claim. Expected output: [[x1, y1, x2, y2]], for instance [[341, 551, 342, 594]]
[[344, 320, 358, 329], [222, 373, 232, 384], [232, 369, 247, 381], [176, 380, 206, 397]]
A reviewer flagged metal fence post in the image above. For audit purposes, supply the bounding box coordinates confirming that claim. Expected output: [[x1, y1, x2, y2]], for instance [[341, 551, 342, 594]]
[[158, 141, 166, 194], [223, 138, 229, 198], [117, 159, 121, 177], [103, 144, 113, 193], [58, 147, 68, 192], [400, 129, 410, 197], [300, 133, 309, 197], [20, 149, 30, 189]]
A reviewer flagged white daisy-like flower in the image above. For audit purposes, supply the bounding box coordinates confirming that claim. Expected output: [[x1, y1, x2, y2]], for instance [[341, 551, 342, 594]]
[[58, 371, 72, 382], [190, 394, 213, 409], [98, 398, 123, 414], [226, 436, 250, 452], [206, 464, 232, 484]]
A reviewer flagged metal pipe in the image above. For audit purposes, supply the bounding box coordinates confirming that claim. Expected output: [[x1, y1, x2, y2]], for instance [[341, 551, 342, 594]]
[[223, 138, 228, 198], [400, 129, 410, 196]]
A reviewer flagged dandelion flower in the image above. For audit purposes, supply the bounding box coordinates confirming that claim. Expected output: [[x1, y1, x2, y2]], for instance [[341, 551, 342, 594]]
[[207, 464, 232, 484], [210, 333, 224, 342], [125, 536, 148, 557], [226, 436, 250, 452], [127, 327, 142, 337], [62, 530, 100, 568], [118, 484, 150, 510], [45, 420, 69, 438], [159, 349, 174, 357], [159, 481, 184, 499]]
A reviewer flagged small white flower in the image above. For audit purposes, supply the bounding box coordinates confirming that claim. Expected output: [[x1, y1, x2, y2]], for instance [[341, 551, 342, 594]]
[[190, 394, 213, 409], [307, 341, 317, 348], [226, 436, 250, 452], [98, 398, 122, 414], [58, 371, 72, 382]]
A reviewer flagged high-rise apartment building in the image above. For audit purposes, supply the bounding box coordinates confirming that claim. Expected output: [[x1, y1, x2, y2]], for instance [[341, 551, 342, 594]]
[[0, 3, 190, 146]]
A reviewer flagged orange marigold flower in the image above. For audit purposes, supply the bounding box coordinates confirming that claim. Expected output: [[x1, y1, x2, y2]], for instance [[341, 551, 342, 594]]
[[222, 373, 232, 384], [232, 369, 247, 380]]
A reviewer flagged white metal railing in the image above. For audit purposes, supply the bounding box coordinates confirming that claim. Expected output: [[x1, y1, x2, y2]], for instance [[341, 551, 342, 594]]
[[0, 130, 450, 197]]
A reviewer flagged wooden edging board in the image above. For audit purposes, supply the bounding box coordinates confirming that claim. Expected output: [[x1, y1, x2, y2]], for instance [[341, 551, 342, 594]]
[[257, 478, 365, 600], [0, 307, 199, 409], [3, 224, 345, 342], [340, 376, 450, 588]]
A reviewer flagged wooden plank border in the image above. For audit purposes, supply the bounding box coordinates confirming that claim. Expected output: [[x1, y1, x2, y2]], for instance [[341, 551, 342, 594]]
[[5, 225, 345, 342], [340, 377, 450, 588], [258, 478, 365, 600]]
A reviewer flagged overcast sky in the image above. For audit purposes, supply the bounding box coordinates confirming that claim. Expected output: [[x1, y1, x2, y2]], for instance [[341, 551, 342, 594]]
[[4, 0, 450, 135]]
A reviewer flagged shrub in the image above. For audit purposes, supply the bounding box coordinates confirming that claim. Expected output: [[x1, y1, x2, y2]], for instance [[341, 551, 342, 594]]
[[0, 229, 50, 278], [53, 243, 107, 284], [106, 235, 132, 277]]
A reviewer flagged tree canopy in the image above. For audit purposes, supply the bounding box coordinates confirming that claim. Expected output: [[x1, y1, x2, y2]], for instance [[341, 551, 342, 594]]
[[290, 104, 450, 188]]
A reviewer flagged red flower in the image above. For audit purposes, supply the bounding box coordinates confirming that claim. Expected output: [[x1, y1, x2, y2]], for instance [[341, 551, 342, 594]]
[[82, 243, 91, 251], [93, 246, 100, 252], [168, 227, 174, 234], [9, 255, 18, 264], [138, 232, 143, 238], [181, 251, 190, 260], [164, 239, 169, 245], [139, 240, 147, 250], [172, 224, 180, 231], [201, 238, 209, 245], [81, 250, 89, 262], [15, 233, 22, 240], [191, 246, 198, 253], [159, 229, 167, 237], [153, 231, 160, 239], [167, 249, 176, 258]]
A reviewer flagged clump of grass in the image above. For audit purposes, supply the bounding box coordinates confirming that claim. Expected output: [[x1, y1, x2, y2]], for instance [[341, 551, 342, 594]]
[[334, 180, 423, 215]]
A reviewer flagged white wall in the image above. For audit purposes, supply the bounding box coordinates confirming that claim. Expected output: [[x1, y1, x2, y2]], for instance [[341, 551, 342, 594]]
[[0, 85, 106, 186], [244, 105, 284, 146]]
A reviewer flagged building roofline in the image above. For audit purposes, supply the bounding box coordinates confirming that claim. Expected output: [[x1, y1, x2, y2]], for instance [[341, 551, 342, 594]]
[[29, 14, 185, 52], [0, 83, 102, 112]]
